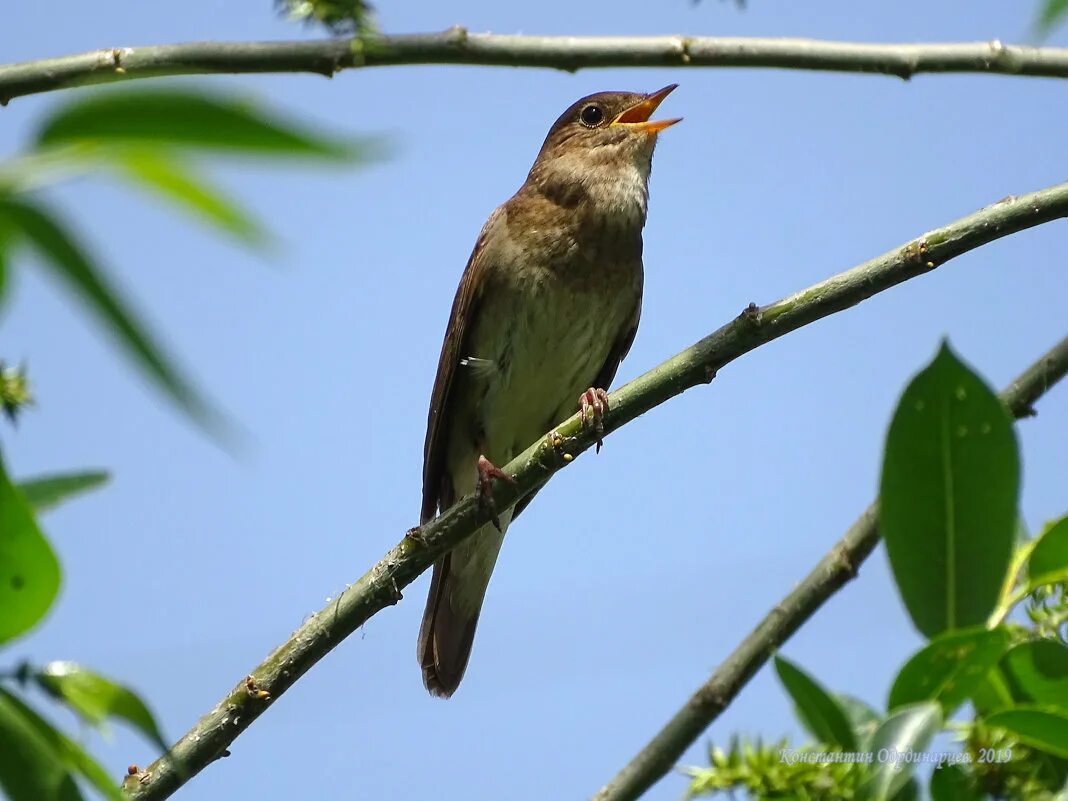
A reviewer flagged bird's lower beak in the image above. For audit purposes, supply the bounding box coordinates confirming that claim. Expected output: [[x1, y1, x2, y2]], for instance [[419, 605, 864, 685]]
[[611, 84, 682, 134]]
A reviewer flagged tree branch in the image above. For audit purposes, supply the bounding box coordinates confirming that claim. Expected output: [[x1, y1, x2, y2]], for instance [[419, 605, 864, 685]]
[[5, 32, 1068, 104], [591, 335, 1068, 801], [125, 182, 1068, 800]]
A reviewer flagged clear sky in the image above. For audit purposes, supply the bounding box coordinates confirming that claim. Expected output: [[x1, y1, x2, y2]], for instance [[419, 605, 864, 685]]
[[2, 1, 1066, 799]]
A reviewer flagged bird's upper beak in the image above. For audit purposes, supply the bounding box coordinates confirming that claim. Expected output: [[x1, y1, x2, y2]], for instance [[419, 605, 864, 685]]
[[611, 84, 682, 134]]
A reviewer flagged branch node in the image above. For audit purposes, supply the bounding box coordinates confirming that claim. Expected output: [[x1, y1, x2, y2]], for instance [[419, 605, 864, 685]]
[[740, 301, 763, 326], [833, 542, 859, 580], [244, 675, 271, 701], [674, 37, 693, 65], [702, 364, 718, 384], [446, 25, 469, 47], [404, 525, 426, 545]]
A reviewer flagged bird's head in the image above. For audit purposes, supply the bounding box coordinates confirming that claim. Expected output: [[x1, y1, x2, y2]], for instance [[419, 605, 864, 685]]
[[531, 85, 680, 171], [526, 85, 680, 214]]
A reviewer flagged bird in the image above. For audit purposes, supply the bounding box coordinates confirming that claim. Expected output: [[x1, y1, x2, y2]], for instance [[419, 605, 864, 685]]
[[418, 85, 680, 697]]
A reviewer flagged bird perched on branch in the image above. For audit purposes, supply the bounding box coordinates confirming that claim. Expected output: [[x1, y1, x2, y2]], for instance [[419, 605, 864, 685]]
[[418, 85, 681, 697]]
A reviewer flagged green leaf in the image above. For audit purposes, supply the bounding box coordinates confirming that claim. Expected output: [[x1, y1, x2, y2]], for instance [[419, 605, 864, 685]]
[[18, 470, 110, 513], [35, 662, 167, 752], [1028, 516, 1068, 591], [1001, 640, 1068, 707], [774, 655, 857, 749], [888, 626, 1013, 716], [859, 702, 942, 801], [880, 342, 1020, 638], [114, 151, 268, 246], [838, 694, 882, 749], [970, 667, 1015, 715], [987, 707, 1068, 758], [0, 690, 83, 801], [0, 196, 219, 432], [929, 763, 982, 801], [0, 453, 60, 644], [1037, 0, 1068, 36], [1, 689, 124, 801], [36, 88, 364, 160]]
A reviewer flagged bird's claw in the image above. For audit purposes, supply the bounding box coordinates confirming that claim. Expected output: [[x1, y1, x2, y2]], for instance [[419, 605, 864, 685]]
[[477, 455, 516, 532], [579, 387, 610, 452]]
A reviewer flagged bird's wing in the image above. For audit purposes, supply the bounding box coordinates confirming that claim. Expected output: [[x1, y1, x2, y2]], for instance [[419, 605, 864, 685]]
[[421, 208, 504, 524]]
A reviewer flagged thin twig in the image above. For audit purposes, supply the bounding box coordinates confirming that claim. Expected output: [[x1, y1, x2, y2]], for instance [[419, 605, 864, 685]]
[[3, 32, 1068, 104], [591, 336, 1068, 801], [126, 183, 1068, 800]]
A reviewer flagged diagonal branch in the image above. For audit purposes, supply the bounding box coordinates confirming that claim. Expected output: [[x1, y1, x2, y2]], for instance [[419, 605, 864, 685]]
[[125, 182, 1068, 800], [591, 335, 1068, 801], [5, 32, 1068, 104]]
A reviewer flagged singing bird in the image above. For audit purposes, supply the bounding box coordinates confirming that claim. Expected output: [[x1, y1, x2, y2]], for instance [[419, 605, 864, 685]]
[[418, 85, 681, 697]]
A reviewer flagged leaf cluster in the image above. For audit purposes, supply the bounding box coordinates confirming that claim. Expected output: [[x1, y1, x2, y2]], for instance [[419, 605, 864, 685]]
[[688, 345, 1068, 800]]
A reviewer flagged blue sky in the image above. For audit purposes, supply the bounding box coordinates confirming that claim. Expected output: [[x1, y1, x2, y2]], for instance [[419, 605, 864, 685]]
[[2, 1, 1067, 799]]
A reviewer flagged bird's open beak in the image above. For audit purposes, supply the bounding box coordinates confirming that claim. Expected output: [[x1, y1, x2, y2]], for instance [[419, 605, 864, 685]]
[[611, 84, 682, 134]]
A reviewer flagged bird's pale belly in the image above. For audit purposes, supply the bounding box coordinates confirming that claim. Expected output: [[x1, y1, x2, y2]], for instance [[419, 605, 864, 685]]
[[461, 267, 636, 472]]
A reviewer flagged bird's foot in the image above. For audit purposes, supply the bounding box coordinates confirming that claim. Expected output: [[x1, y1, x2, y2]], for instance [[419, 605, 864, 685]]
[[578, 387, 610, 452], [477, 455, 516, 532]]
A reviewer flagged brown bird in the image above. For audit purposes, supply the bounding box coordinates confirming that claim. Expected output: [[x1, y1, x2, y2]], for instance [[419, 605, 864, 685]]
[[418, 85, 680, 697]]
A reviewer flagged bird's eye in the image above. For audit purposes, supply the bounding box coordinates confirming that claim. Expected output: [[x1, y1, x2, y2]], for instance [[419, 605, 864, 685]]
[[579, 104, 605, 127]]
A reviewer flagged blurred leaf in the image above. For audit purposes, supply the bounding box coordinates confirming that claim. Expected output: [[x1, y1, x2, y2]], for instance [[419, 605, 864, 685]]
[[929, 763, 982, 801], [888, 626, 1013, 716], [880, 342, 1020, 638], [35, 662, 167, 752], [0, 690, 83, 801], [774, 655, 857, 749], [276, 0, 375, 34], [0, 210, 11, 309], [1, 688, 123, 801], [114, 151, 268, 246], [18, 470, 110, 513], [859, 702, 942, 801], [0, 360, 32, 423], [890, 778, 920, 801], [970, 667, 1015, 715], [0, 196, 218, 431], [36, 88, 366, 160], [987, 707, 1068, 758], [1001, 640, 1068, 707], [838, 694, 882, 749], [1028, 516, 1068, 590], [1036, 0, 1068, 36], [0, 453, 60, 645]]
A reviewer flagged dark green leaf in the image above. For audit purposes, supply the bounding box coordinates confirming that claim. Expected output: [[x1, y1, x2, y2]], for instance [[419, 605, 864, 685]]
[[890, 778, 919, 801], [0, 196, 219, 432], [36, 88, 363, 160], [18, 470, 110, 513], [774, 655, 857, 749], [35, 662, 167, 752], [114, 151, 268, 246], [859, 702, 942, 801], [1001, 640, 1068, 707], [0, 453, 60, 644], [987, 707, 1068, 758], [970, 667, 1015, 715], [929, 763, 982, 801], [2, 689, 124, 801], [888, 626, 1013, 716], [1037, 0, 1068, 36], [0, 689, 84, 801], [838, 694, 882, 750], [1028, 516, 1068, 590], [880, 342, 1020, 637]]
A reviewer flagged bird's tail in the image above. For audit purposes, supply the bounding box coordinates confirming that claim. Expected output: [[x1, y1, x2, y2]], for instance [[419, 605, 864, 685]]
[[418, 516, 509, 698]]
